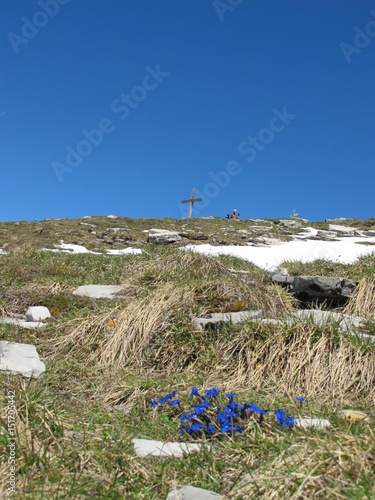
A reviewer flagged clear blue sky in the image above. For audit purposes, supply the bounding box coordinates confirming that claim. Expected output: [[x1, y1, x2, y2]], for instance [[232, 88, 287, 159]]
[[1, 0, 374, 221]]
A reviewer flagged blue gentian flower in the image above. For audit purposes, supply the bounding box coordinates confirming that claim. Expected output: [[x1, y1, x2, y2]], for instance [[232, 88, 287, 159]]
[[180, 412, 195, 424], [207, 424, 215, 434], [170, 399, 181, 407], [151, 398, 159, 408], [234, 425, 244, 434], [205, 388, 220, 399], [283, 416, 295, 428], [160, 392, 174, 406], [190, 387, 200, 397], [255, 407, 268, 415], [226, 392, 237, 401], [296, 396, 306, 403], [274, 408, 294, 428], [193, 400, 210, 415]]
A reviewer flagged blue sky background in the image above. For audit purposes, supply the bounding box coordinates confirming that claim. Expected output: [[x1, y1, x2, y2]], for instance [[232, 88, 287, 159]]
[[1, 0, 374, 222]]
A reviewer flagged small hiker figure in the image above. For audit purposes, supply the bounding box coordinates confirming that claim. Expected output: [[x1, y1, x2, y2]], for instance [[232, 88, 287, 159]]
[[226, 208, 240, 220]]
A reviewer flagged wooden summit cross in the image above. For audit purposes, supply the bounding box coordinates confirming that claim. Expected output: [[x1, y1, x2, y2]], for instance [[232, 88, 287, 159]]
[[181, 188, 203, 219]]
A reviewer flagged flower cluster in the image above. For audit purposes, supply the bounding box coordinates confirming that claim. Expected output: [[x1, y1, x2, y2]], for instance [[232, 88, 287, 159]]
[[274, 408, 295, 428], [151, 387, 302, 438]]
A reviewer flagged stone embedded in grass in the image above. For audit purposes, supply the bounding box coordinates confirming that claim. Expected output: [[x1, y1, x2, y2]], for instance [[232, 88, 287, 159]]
[[132, 438, 200, 458], [166, 485, 221, 499], [73, 284, 125, 299], [26, 306, 51, 322], [0, 341, 45, 378], [192, 310, 263, 332], [295, 418, 331, 428], [148, 229, 181, 244], [0, 316, 46, 329], [339, 410, 368, 421]]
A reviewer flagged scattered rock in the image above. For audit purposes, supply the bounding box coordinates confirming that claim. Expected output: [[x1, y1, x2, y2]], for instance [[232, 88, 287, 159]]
[[96, 232, 105, 239], [167, 485, 221, 499], [280, 219, 302, 229], [132, 439, 200, 458], [338, 410, 368, 421], [148, 229, 181, 244], [295, 418, 331, 428], [316, 230, 338, 239], [0, 316, 46, 329], [106, 227, 128, 233], [272, 271, 357, 304], [73, 284, 125, 299], [192, 310, 263, 331], [25, 306, 51, 322], [113, 404, 133, 415], [291, 310, 366, 332], [0, 341, 45, 378], [365, 229, 375, 237], [328, 224, 357, 235], [248, 225, 273, 232]]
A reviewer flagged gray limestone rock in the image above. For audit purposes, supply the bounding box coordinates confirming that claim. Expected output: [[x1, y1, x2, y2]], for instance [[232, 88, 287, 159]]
[[291, 310, 366, 332], [272, 271, 357, 303], [0, 341, 45, 378], [167, 486, 221, 499], [132, 439, 200, 458], [192, 310, 263, 331], [73, 284, 125, 299], [148, 229, 181, 244], [25, 306, 51, 322]]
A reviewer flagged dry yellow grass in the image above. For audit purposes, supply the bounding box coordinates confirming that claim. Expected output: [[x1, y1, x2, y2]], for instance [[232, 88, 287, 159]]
[[206, 321, 375, 404], [344, 276, 375, 321]]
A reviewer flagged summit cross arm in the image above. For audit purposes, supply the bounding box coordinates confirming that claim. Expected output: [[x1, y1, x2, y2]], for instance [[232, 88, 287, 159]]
[[181, 188, 203, 219]]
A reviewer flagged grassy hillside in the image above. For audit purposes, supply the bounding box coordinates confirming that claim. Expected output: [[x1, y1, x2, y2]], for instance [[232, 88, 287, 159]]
[[0, 217, 374, 498]]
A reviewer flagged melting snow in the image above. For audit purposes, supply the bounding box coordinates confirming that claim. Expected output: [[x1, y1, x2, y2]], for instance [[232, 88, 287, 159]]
[[184, 229, 375, 271]]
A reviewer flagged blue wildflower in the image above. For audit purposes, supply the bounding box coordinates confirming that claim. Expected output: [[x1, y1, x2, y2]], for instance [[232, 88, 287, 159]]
[[190, 423, 205, 433], [180, 412, 195, 424], [255, 407, 268, 415], [296, 396, 306, 403], [204, 388, 220, 399], [170, 399, 181, 407], [283, 416, 295, 428], [194, 400, 210, 415], [234, 425, 244, 434], [274, 408, 295, 428], [207, 424, 215, 434], [151, 398, 159, 408], [160, 392, 174, 406], [274, 408, 286, 425], [226, 392, 237, 401], [190, 387, 200, 397]]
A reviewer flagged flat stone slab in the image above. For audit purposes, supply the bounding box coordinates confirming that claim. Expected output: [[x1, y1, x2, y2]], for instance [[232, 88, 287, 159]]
[[73, 285, 125, 299], [148, 229, 181, 244], [295, 418, 331, 428], [272, 271, 357, 303], [26, 306, 51, 322], [0, 317, 46, 329], [328, 224, 357, 235], [291, 310, 366, 332], [0, 341, 45, 378], [132, 439, 200, 458], [192, 310, 263, 331], [167, 486, 221, 499], [339, 410, 369, 421]]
